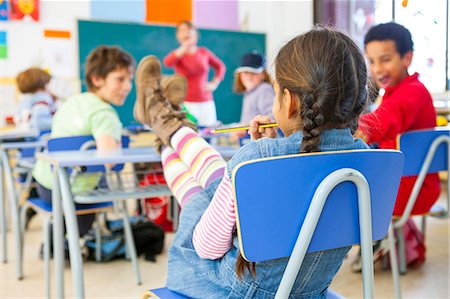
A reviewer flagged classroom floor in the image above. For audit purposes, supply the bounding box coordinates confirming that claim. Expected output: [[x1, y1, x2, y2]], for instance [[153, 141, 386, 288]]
[[0, 198, 448, 298]]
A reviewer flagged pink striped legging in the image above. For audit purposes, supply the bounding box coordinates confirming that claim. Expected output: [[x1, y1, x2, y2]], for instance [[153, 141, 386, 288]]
[[161, 126, 226, 207]]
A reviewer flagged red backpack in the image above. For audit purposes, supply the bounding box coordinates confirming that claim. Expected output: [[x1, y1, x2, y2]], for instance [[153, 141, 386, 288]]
[[139, 172, 175, 232], [396, 219, 426, 268]]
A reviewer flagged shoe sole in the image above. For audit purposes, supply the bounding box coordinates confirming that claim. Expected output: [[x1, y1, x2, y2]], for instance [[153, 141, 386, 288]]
[[162, 74, 187, 107], [134, 55, 162, 124]]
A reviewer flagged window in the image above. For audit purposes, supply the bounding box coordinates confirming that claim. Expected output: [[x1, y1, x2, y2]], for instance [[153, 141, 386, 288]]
[[314, 0, 450, 93]]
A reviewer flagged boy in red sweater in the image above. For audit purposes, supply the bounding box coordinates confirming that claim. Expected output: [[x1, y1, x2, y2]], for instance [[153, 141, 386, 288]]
[[353, 22, 440, 272], [357, 22, 440, 217]]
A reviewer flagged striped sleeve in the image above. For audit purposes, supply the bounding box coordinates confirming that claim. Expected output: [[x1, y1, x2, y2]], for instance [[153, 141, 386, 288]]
[[192, 166, 236, 259]]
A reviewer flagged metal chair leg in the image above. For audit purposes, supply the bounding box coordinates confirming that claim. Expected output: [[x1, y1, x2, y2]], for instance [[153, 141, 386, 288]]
[[396, 227, 407, 274], [171, 196, 179, 231], [95, 213, 102, 262], [18, 205, 30, 279], [119, 201, 142, 285], [421, 216, 427, 242], [388, 224, 402, 299], [43, 216, 51, 299]]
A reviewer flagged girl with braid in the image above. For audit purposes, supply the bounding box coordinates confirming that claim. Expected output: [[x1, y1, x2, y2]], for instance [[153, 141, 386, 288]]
[[134, 26, 369, 298]]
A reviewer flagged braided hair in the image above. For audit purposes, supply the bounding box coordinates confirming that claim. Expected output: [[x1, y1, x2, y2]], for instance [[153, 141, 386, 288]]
[[275, 26, 368, 153]]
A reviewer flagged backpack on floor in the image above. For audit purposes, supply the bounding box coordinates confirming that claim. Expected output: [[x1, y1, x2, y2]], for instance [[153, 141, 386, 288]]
[[401, 219, 426, 267], [139, 172, 175, 232], [85, 217, 165, 262]]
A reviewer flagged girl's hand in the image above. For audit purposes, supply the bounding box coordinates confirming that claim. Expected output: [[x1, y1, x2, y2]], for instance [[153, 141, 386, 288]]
[[230, 130, 248, 143], [248, 115, 277, 140], [175, 43, 190, 57], [354, 129, 368, 143], [205, 79, 219, 92]]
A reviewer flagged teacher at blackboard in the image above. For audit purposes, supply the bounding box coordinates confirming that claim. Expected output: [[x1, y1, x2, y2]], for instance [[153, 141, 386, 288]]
[[163, 20, 226, 127]]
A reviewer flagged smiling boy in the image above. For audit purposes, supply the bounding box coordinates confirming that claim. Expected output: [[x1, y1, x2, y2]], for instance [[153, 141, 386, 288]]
[[32, 46, 135, 238], [357, 22, 440, 216]]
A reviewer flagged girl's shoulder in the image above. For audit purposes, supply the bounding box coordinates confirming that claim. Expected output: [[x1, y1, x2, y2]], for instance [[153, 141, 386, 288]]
[[255, 82, 274, 93], [30, 91, 54, 105], [226, 136, 293, 177], [197, 47, 214, 55]]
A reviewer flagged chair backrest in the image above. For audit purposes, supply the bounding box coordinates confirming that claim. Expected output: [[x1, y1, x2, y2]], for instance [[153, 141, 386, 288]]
[[47, 135, 130, 172], [398, 127, 449, 176], [395, 127, 450, 225], [19, 130, 51, 158], [232, 149, 404, 298]]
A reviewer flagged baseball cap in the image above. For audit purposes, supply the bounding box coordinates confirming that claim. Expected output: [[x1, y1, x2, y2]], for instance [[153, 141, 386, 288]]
[[235, 51, 266, 74]]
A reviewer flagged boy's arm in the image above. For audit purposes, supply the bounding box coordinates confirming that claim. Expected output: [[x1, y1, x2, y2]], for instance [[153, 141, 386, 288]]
[[30, 104, 53, 131], [96, 135, 120, 150], [358, 99, 404, 145], [91, 110, 122, 168], [30, 94, 54, 131]]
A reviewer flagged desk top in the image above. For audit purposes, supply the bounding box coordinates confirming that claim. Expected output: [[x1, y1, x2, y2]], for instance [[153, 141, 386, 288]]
[[0, 127, 40, 141], [0, 140, 46, 150], [36, 145, 238, 167]]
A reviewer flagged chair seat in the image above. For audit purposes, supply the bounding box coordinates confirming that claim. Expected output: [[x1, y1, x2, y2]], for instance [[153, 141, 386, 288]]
[[142, 287, 343, 299], [74, 184, 172, 204], [143, 287, 189, 299], [16, 157, 36, 169], [27, 197, 113, 215], [392, 203, 448, 220], [428, 203, 448, 218], [326, 289, 345, 299]]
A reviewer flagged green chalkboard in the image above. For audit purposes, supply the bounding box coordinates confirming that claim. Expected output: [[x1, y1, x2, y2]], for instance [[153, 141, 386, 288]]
[[78, 20, 266, 127]]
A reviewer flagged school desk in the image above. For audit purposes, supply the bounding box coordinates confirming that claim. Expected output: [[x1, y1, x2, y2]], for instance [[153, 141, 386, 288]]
[[36, 145, 237, 299], [0, 140, 46, 278], [433, 99, 450, 116], [0, 127, 40, 141]]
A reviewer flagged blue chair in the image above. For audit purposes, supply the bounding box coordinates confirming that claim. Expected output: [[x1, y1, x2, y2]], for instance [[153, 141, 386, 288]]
[[0, 131, 49, 279], [14, 131, 50, 202], [19, 135, 142, 298], [142, 149, 404, 299], [388, 127, 450, 296], [21, 198, 112, 298]]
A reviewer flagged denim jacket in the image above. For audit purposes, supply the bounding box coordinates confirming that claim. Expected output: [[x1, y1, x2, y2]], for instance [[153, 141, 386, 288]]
[[167, 129, 368, 299]]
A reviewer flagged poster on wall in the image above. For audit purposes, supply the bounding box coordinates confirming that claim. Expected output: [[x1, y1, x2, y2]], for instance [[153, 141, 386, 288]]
[[9, 0, 39, 21], [0, 31, 7, 59], [43, 29, 73, 78], [0, 0, 8, 21]]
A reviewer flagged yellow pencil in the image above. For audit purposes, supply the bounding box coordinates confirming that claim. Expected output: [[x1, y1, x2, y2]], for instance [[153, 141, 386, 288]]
[[211, 123, 278, 134]]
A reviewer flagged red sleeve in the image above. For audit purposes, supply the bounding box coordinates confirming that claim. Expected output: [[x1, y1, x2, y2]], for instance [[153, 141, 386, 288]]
[[163, 51, 178, 68], [359, 88, 427, 146], [359, 98, 404, 146], [204, 48, 226, 81]]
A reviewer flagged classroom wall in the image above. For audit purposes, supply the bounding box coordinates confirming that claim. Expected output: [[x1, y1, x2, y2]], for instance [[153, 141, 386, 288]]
[[238, 1, 313, 71], [0, 1, 90, 123], [0, 0, 313, 125]]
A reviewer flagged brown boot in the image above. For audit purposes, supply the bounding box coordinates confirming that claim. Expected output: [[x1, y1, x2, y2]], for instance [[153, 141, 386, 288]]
[[133, 55, 163, 125], [142, 93, 187, 145], [134, 56, 197, 145], [161, 74, 187, 110]]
